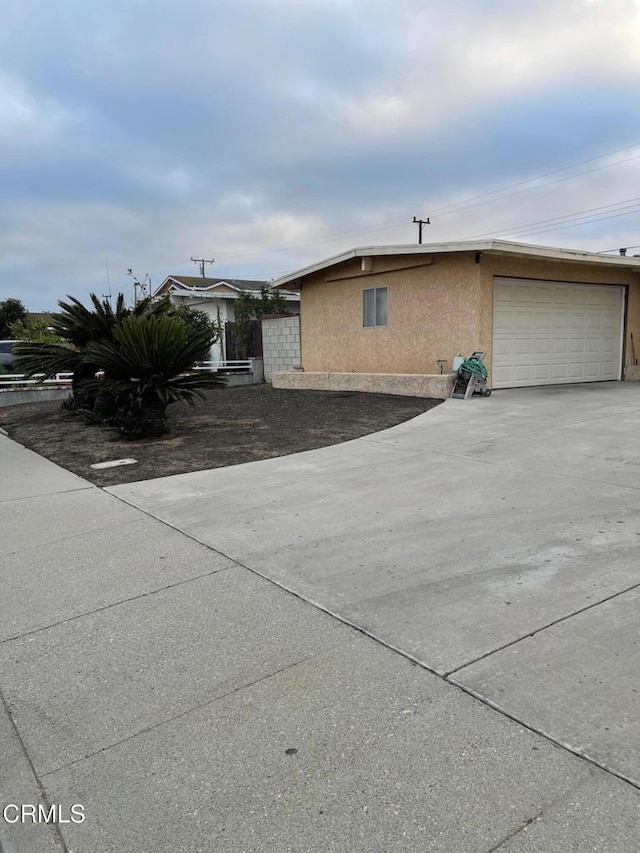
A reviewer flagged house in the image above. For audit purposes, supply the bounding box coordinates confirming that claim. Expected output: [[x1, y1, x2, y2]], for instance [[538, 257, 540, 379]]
[[271, 239, 640, 396], [153, 276, 300, 361]]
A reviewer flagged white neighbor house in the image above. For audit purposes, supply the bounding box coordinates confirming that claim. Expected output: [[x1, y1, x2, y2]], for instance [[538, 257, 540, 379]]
[[153, 276, 300, 361]]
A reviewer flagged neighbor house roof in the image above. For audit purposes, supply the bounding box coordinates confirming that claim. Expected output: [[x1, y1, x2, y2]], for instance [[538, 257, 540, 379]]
[[155, 276, 299, 300], [156, 276, 268, 294], [271, 239, 640, 289]]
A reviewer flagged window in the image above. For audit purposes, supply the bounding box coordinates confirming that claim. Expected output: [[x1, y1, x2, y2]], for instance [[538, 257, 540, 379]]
[[363, 286, 387, 327]]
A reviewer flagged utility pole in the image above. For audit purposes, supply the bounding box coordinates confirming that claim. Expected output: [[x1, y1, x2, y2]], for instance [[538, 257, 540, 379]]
[[103, 258, 112, 304], [412, 216, 431, 244], [127, 269, 151, 306], [191, 257, 215, 277]]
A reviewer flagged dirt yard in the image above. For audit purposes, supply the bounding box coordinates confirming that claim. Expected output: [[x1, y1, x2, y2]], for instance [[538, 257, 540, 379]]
[[0, 385, 441, 486]]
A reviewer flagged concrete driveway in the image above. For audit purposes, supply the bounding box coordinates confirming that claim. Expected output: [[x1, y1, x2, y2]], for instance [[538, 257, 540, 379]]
[[111, 382, 640, 788], [2, 382, 640, 852]]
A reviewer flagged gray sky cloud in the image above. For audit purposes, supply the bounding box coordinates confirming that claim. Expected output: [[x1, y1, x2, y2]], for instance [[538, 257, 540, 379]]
[[2, 0, 640, 309]]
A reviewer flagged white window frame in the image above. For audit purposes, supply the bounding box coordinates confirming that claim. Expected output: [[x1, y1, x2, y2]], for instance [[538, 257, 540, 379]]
[[363, 286, 388, 328]]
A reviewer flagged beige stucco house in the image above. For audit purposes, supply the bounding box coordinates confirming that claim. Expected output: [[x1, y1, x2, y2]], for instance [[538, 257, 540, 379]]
[[271, 240, 640, 396]]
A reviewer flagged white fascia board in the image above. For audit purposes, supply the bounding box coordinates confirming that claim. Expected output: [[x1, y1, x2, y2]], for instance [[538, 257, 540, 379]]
[[485, 239, 640, 268], [203, 280, 243, 291], [271, 239, 640, 288]]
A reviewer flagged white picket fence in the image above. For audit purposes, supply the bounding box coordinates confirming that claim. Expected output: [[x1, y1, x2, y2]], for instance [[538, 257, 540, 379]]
[[192, 360, 253, 373], [0, 359, 263, 391], [0, 372, 74, 389]]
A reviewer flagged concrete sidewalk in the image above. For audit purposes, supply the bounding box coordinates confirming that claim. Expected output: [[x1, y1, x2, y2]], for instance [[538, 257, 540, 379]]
[[2, 385, 640, 851]]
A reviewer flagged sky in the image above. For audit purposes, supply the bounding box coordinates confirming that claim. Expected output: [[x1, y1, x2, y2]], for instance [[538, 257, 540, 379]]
[[2, 0, 640, 311]]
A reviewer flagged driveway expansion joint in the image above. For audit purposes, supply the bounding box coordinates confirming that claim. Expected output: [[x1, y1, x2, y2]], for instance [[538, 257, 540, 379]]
[[0, 688, 70, 853], [105, 488, 640, 797], [0, 485, 95, 505], [0, 562, 238, 647], [0, 515, 152, 559], [40, 655, 314, 779], [446, 679, 640, 793], [443, 577, 640, 677]]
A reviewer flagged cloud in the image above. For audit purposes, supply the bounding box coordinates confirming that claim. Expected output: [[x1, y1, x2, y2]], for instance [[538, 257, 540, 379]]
[[1, 0, 640, 308]]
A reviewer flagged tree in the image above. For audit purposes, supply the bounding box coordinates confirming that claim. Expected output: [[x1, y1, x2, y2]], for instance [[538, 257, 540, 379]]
[[0, 299, 27, 338], [13, 293, 169, 409], [9, 318, 61, 344], [166, 304, 220, 340], [233, 286, 288, 358]]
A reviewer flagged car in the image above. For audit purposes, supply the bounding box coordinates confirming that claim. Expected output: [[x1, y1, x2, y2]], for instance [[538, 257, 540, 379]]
[[0, 340, 22, 370]]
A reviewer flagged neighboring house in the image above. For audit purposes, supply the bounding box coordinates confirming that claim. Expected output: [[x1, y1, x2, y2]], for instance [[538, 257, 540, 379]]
[[272, 239, 640, 391], [153, 276, 300, 361]]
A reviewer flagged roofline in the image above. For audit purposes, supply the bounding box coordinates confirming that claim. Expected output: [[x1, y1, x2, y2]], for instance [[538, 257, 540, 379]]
[[154, 276, 299, 300], [271, 239, 640, 288], [167, 290, 299, 301]]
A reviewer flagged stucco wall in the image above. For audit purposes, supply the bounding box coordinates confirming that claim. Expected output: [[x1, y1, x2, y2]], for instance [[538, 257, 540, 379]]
[[298, 250, 640, 382], [262, 315, 301, 381], [479, 255, 640, 378], [300, 252, 482, 374]]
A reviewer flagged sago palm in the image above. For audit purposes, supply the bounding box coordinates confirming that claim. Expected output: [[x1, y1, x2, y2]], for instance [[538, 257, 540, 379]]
[[83, 314, 226, 438], [12, 293, 170, 405]]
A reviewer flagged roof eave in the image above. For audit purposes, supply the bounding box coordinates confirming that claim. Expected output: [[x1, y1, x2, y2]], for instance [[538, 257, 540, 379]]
[[271, 239, 640, 288]]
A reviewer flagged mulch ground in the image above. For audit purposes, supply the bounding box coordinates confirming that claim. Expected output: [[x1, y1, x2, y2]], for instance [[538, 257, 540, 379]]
[[0, 385, 442, 487]]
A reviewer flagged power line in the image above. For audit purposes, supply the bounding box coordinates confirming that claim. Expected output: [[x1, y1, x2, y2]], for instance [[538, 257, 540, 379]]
[[598, 243, 640, 254], [427, 141, 640, 217], [461, 195, 640, 241], [213, 138, 640, 261], [501, 206, 640, 241]]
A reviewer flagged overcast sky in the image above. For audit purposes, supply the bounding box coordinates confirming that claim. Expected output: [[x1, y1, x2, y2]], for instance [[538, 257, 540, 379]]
[[2, 0, 640, 310]]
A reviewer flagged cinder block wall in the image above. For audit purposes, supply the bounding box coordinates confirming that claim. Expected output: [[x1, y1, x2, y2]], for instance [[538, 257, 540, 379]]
[[261, 315, 301, 381]]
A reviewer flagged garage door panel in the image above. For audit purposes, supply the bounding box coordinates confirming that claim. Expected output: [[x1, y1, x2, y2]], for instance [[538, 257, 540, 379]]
[[551, 314, 570, 331], [493, 278, 623, 388], [602, 289, 621, 306], [514, 339, 532, 354], [601, 314, 620, 332], [514, 365, 533, 381], [493, 282, 513, 302], [513, 285, 535, 302], [533, 365, 551, 380]]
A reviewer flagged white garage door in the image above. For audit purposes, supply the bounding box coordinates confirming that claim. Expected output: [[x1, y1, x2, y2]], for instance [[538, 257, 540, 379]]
[[492, 277, 623, 389]]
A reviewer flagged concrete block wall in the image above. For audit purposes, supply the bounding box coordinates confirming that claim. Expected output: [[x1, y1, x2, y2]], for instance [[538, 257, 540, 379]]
[[261, 315, 301, 382]]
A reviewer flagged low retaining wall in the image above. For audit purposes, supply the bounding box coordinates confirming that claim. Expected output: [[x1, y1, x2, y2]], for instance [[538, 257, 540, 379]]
[[272, 371, 456, 399], [224, 373, 262, 387], [0, 388, 71, 408]]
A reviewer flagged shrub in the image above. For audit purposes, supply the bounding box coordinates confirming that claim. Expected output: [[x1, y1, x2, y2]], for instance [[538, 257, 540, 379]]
[[83, 314, 226, 439]]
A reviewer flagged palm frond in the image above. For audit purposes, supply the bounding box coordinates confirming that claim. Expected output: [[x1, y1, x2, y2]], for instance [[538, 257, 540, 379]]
[[12, 342, 81, 378], [82, 314, 225, 413], [84, 315, 216, 379]]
